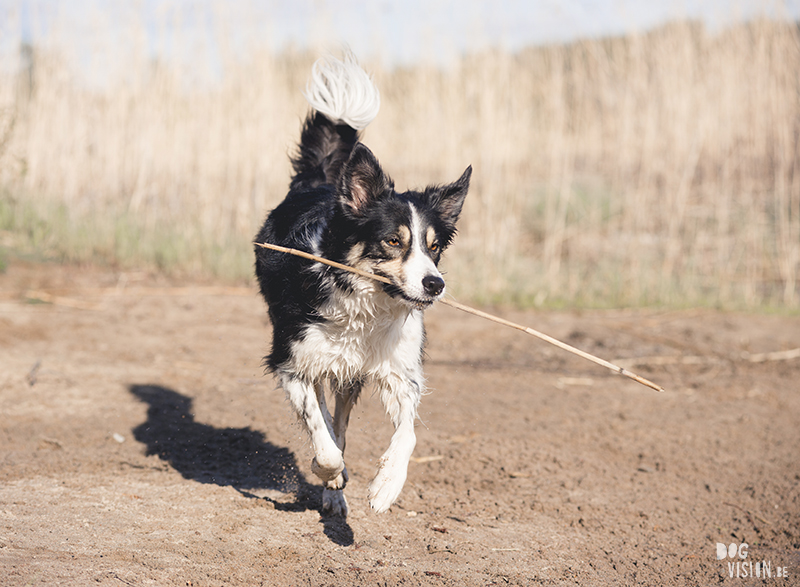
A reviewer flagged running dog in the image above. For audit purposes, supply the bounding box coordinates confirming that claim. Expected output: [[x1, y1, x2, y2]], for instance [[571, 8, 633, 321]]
[[254, 54, 471, 516]]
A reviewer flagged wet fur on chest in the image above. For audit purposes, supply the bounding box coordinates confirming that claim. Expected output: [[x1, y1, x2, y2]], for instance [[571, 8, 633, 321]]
[[287, 282, 426, 386]]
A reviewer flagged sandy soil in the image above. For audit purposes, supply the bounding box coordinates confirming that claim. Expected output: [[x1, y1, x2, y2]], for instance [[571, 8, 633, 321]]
[[1, 262, 798, 586]]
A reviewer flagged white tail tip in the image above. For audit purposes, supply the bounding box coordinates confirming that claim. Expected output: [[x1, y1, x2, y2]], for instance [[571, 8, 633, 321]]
[[303, 53, 380, 130]]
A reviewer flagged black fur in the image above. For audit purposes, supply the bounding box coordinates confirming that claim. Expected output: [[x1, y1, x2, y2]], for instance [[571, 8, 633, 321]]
[[290, 112, 360, 192], [254, 111, 471, 373]]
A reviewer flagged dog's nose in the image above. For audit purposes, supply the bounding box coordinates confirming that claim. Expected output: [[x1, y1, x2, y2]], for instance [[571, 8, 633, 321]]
[[422, 275, 445, 297]]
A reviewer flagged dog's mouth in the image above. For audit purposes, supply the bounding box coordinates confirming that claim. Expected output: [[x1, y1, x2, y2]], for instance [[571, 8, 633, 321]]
[[376, 277, 438, 310], [401, 295, 436, 311]]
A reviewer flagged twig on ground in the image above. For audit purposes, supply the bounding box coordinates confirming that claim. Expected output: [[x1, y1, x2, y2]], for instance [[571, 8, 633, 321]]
[[411, 455, 445, 464], [254, 241, 666, 392], [613, 355, 724, 368], [24, 290, 100, 310], [741, 348, 800, 363], [616, 348, 800, 369]]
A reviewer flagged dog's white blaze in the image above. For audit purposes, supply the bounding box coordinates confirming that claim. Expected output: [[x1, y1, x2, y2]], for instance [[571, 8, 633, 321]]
[[403, 204, 443, 300]]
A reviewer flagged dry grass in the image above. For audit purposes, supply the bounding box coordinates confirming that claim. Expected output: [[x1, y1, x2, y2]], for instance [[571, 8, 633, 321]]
[[0, 18, 798, 308]]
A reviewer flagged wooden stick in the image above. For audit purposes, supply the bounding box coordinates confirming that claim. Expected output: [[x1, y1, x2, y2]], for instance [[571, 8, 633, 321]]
[[438, 298, 664, 391], [255, 241, 665, 392]]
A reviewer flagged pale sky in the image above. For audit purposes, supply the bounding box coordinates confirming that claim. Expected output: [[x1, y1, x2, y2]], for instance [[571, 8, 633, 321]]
[[1, 0, 798, 70]]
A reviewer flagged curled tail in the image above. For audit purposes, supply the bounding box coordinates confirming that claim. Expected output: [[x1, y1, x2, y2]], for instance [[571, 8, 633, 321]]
[[290, 53, 381, 191]]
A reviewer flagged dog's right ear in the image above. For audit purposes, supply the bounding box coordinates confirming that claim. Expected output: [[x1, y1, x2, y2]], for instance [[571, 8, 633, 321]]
[[338, 143, 393, 216]]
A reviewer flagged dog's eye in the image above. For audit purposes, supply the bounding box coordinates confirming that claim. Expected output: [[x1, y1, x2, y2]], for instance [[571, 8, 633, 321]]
[[386, 237, 401, 248], [429, 242, 440, 253]]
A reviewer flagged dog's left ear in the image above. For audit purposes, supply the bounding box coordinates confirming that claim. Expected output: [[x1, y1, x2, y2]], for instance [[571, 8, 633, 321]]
[[427, 165, 472, 226], [339, 143, 393, 216]]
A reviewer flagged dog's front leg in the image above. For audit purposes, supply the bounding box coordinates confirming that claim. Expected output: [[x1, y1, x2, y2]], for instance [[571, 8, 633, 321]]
[[320, 380, 362, 516], [280, 374, 346, 490], [369, 375, 421, 513]]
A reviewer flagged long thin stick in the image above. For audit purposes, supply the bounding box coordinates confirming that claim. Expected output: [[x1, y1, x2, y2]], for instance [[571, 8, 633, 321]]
[[255, 241, 665, 392], [438, 298, 664, 391]]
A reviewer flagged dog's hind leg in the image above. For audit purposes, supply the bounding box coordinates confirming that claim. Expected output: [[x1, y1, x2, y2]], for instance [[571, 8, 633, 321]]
[[369, 375, 422, 513], [280, 374, 346, 492], [331, 379, 361, 453], [321, 380, 362, 516]]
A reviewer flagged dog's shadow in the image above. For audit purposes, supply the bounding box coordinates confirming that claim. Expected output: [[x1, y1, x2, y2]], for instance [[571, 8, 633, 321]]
[[128, 384, 353, 546]]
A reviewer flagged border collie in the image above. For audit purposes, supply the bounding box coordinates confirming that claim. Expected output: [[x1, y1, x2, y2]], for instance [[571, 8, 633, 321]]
[[254, 54, 471, 517]]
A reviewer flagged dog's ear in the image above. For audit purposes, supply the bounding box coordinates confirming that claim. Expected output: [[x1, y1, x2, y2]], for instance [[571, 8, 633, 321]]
[[427, 165, 472, 226], [339, 143, 393, 216]]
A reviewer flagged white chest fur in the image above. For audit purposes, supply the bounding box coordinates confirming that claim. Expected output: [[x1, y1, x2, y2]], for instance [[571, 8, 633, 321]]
[[288, 282, 425, 385]]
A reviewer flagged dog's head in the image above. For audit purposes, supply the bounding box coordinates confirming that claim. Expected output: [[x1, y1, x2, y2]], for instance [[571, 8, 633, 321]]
[[333, 143, 471, 309]]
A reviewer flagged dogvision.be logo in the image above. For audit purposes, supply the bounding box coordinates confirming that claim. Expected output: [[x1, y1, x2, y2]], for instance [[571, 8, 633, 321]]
[[716, 543, 791, 579]]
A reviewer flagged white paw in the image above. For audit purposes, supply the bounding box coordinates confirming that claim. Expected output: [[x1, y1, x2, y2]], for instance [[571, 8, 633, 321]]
[[368, 457, 408, 514], [325, 465, 348, 491], [322, 488, 349, 517], [311, 452, 345, 487]]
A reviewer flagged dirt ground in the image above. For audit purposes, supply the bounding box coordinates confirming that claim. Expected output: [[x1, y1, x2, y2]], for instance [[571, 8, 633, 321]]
[[1, 261, 798, 586]]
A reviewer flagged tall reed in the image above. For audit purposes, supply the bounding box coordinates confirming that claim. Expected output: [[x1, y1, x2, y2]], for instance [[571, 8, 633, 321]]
[[0, 17, 797, 307]]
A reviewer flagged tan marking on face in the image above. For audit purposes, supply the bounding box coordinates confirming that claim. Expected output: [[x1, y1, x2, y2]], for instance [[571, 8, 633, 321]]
[[373, 225, 412, 288], [397, 225, 411, 249], [425, 226, 437, 251], [382, 224, 411, 257], [375, 256, 405, 283], [348, 243, 378, 275], [346, 243, 366, 266]]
